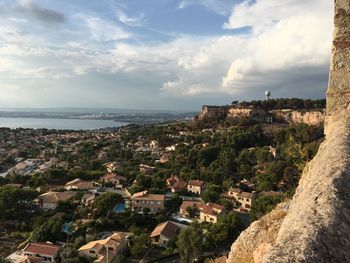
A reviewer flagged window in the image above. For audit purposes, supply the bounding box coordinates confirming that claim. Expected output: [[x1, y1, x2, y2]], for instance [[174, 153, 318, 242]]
[[246, 198, 250, 201], [89, 250, 95, 254]]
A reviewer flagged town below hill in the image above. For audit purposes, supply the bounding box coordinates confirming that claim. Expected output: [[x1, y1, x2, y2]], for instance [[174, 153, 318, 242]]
[[0, 98, 325, 263]]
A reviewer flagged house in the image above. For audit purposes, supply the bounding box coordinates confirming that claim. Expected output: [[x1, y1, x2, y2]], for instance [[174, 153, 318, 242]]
[[130, 191, 165, 214], [35, 191, 76, 210], [199, 203, 226, 223], [139, 164, 155, 174], [165, 145, 176, 152], [150, 221, 180, 247], [103, 162, 120, 173], [78, 233, 128, 263], [187, 180, 206, 195], [179, 201, 203, 218], [20, 242, 61, 263], [179, 201, 225, 223], [269, 146, 278, 159], [134, 140, 144, 148], [64, 179, 96, 190], [159, 153, 172, 163], [166, 175, 187, 193], [100, 174, 126, 186], [221, 188, 255, 212], [149, 140, 159, 149], [81, 193, 96, 207]]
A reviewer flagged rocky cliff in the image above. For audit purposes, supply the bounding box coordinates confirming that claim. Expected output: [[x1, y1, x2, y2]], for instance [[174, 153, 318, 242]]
[[198, 105, 325, 126], [272, 109, 325, 126], [226, 1, 350, 262], [199, 105, 234, 120]]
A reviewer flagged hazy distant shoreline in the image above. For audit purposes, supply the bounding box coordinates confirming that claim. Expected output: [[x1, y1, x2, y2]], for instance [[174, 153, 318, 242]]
[[0, 109, 196, 125], [0, 117, 126, 131]]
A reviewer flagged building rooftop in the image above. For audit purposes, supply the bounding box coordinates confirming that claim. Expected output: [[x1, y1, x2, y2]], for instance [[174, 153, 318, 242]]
[[150, 221, 179, 239], [180, 200, 204, 210], [36, 191, 76, 204], [24, 242, 60, 256], [188, 179, 206, 187], [131, 190, 165, 201], [100, 173, 126, 181]]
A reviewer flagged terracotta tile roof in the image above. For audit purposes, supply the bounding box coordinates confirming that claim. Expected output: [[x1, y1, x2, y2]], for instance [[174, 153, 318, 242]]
[[240, 192, 255, 199], [188, 179, 206, 187], [180, 200, 204, 210], [228, 188, 241, 193], [200, 203, 225, 216], [131, 191, 165, 201], [24, 242, 60, 256], [150, 221, 179, 239], [65, 178, 83, 186], [167, 176, 187, 190], [78, 241, 104, 251], [226, 188, 255, 199], [131, 190, 148, 198], [77, 181, 95, 189], [78, 232, 125, 252], [173, 180, 187, 190], [36, 191, 76, 204], [100, 173, 126, 181], [166, 175, 179, 186]]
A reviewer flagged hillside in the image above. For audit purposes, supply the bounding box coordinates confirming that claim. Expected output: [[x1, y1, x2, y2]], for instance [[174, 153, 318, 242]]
[[197, 99, 326, 126], [226, 1, 350, 262]]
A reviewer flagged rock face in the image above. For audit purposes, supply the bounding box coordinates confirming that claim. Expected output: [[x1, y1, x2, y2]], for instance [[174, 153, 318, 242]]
[[227, 1, 350, 262], [227, 203, 288, 263], [199, 105, 233, 120], [272, 109, 325, 126], [326, 0, 350, 133], [198, 105, 325, 126]]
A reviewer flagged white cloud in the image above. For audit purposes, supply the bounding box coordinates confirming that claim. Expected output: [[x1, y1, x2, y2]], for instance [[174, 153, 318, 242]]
[[221, 0, 332, 94], [165, 0, 333, 98], [0, 0, 333, 106], [161, 78, 214, 96], [115, 9, 144, 27], [82, 16, 130, 42]]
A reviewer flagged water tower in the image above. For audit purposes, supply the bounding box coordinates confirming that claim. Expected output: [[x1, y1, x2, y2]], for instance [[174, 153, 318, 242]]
[[265, 90, 271, 101]]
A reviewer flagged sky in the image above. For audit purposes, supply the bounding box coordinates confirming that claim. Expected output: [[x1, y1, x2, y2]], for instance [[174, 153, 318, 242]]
[[0, 0, 333, 111]]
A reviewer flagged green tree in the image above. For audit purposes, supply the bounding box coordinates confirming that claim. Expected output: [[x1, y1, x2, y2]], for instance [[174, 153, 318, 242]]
[[94, 193, 123, 216], [250, 195, 284, 220], [201, 184, 221, 203], [60, 245, 90, 263], [177, 221, 204, 262], [130, 234, 150, 258], [284, 135, 307, 172], [165, 194, 183, 214], [30, 217, 64, 242]]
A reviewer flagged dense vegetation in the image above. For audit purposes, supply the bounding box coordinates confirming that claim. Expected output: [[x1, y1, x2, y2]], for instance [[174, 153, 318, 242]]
[[0, 100, 325, 261], [236, 98, 326, 110]]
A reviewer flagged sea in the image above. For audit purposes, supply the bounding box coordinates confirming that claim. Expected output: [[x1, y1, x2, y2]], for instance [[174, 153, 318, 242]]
[[0, 117, 126, 130]]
